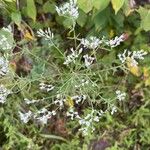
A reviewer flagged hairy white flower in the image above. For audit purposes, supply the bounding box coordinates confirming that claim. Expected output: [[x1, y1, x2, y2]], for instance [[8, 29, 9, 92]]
[[0, 84, 11, 103], [71, 95, 86, 104], [111, 105, 117, 115], [81, 36, 102, 49], [19, 111, 32, 123], [37, 28, 54, 41], [63, 48, 82, 65], [118, 49, 147, 66], [116, 90, 126, 101], [106, 34, 124, 48], [39, 83, 55, 92], [2, 25, 12, 33], [54, 94, 66, 108], [24, 98, 39, 104], [56, 0, 79, 19], [0, 57, 9, 76], [35, 108, 56, 124], [83, 54, 95, 68], [66, 108, 79, 120]]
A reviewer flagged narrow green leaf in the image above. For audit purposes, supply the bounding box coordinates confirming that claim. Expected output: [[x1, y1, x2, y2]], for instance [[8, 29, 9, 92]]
[[40, 134, 68, 142], [111, 0, 125, 14], [27, 0, 37, 22], [93, 0, 110, 12]]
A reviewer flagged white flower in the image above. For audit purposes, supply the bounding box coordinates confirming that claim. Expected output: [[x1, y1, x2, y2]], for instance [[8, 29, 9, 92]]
[[71, 95, 86, 104], [118, 49, 147, 66], [54, 94, 66, 108], [83, 54, 95, 68], [75, 79, 89, 88], [81, 36, 102, 49], [106, 34, 124, 48], [66, 108, 79, 120], [0, 84, 11, 103], [0, 57, 9, 76], [37, 28, 54, 41], [116, 90, 126, 101], [19, 111, 32, 123], [35, 108, 56, 124], [56, 0, 79, 20], [24, 98, 39, 104], [39, 83, 55, 92], [111, 105, 117, 115], [63, 48, 82, 65]]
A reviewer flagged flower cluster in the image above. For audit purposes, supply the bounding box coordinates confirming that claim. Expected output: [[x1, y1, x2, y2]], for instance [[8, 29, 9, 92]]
[[116, 90, 126, 101], [106, 34, 124, 48], [0, 57, 9, 76], [19, 107, 56, 124], [63, 48, 82, 65], [19, 111, 32, 124], [71, 95, 86, 104], [118, 49, 147, 66], [66, 108, 79, 120], [56, 0, 79, 20], [75, 79, 89, 88], [78, 110, 105, 135], [110, 105, 117, 115], [24, 98, 40, 104], [83, 54, 95, 68], [39, 83, 55, 92], [81, 36, 102, 49], [0, 84, 11, 103], [37, 28, 54, 41], [34, 108, 56, 124]]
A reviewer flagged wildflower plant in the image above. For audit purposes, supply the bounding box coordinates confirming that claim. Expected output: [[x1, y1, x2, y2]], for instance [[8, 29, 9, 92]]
[[0, 0, 150, 149]]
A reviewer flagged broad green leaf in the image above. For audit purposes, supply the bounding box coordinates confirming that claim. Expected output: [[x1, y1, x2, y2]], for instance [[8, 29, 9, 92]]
[[93, 0, 110, 12], [27, 0, 37, 22], [137, 7, 150, 31], [77, 10, 87, 27], [93, 8, 110, 31], [43, 1, 56, 14], [11, 11, 22, 26], [111, 0, 125, 14], [77, 0, 93, 13]]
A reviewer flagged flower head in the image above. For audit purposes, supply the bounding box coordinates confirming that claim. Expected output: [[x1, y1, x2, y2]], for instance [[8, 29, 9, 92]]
[[118, 49, 147, 66], [0, 57, 9, 76], [56, 0, 79, 20], [0, 84, 11, 103], [81, 36, 102, 49]]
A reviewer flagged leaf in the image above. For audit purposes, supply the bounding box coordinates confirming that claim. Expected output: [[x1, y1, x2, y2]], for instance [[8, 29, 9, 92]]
[[137, 7, 150, 31], [43, 1, 56, 14], [40, 134, 68, 142], [77, 0, 93, 13], [126, 58, 141, 77], [77, 10, 87, 27], [93, 0, 110, 12], [143, 67, 150, 86], [111, 0, 125, 14], [93, 8, 110, 31], [11, 11, 22, 26], [26, 0, 37, 22]]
